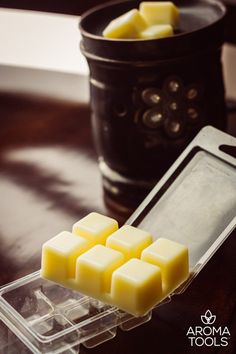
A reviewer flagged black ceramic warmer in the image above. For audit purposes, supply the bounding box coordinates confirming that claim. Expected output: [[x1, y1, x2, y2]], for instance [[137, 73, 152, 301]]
[[80, 0, 227, 211]]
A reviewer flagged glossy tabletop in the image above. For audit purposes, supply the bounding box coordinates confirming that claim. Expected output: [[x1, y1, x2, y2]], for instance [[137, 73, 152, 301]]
[[0, 91, 235, 353]]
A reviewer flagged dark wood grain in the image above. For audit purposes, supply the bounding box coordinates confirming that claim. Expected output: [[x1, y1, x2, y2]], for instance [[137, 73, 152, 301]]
[[0, 91, 235, 353], [0, 93, 104, 284]]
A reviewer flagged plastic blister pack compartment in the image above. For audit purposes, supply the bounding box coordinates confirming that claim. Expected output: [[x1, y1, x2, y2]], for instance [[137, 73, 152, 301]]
[[0, 126, 235, 353]]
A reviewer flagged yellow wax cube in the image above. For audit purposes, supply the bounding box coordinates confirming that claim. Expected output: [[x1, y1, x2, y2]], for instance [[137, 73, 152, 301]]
[[139, 24, 173, 39], [103, 9, 147, 39], [111, 258, 162, 316], [41, 231, 91, 280], [141, 238, 189, 294], [106, 225, 152, 261], [76, 245, 124, 294], [139, 2, 179, 28], [72, 212, 118, 245]]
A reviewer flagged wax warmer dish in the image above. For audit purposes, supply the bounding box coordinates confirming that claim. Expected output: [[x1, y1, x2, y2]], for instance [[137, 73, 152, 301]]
[[0, 126, 235, 353], [80, 0, 227, 209]]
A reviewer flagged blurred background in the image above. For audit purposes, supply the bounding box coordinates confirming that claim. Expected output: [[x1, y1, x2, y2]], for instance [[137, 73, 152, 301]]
[[0, 0, 235, 281], [0, 1, 236, 353], [0, 0, 235, 118]]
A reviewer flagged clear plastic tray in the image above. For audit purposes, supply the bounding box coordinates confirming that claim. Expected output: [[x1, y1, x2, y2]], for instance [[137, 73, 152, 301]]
[[0, 126, 235, 353]]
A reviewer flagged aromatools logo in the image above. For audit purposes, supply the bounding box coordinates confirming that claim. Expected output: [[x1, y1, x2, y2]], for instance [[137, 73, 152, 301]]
[[186, 310, 230, 347]]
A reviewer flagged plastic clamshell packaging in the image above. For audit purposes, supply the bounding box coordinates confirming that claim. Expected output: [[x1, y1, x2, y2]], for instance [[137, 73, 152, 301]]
[[0, 126, 235, 353]]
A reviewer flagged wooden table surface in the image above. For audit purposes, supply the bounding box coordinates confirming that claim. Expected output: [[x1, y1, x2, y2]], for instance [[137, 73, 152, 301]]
[[0, 91, 235, 353]]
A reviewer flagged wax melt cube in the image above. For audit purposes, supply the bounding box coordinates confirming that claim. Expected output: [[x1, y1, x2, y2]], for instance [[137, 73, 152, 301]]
[[106, 225, 152, 261], [139, 2, 179, 28], [76, 245, 124, 294], [139, 24, 173, 39], [111, 258, 162, 316], [141, 238, 189, 294], [103, 9, 147, 39], [41, 231, 91, 280], [72, 212, 118, 245], [41, 212, 189, 317]]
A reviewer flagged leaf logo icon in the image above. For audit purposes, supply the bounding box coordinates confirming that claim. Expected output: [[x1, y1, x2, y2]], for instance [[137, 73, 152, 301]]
[[201, 310, 216, 325]]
